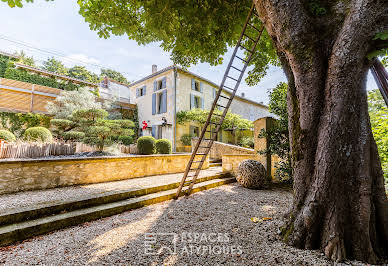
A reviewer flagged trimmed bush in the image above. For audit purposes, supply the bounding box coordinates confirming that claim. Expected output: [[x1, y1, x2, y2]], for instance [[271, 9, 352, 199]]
[[137, 136, 156, 155], [118, 135, 133, 146], [62, 131, 85, 141], [23, 127, 53, 142], [239, 136, 254, 149], [180, 134, 193, 146], [156, 138, 172, 154], [0, 129, 16, 142]]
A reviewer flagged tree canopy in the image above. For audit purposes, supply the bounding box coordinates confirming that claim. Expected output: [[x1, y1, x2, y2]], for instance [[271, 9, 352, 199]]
[[42, 57, 68, 75], [100, 68, 129, 84]]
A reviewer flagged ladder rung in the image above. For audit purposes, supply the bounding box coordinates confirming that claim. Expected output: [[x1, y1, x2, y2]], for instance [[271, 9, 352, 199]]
[[189, 167, 200, 171], [231, 65, 243, 72], [235, 56, 247, 63], [223, 85, 234, 90], [226, 76, 239, 82], [212, 113, 223, 116], [210, 121, 221, 125], [199, 146, 211, 149], [195, 153, 207, 155], [243, 34, 255, 42], [252, 11, 260, 19], [239, 45, 252, 53], [219, 95, 230, 100], [216, 104, 227, 109], [247, 23, 260, 32], [192, 161, 204, 163]]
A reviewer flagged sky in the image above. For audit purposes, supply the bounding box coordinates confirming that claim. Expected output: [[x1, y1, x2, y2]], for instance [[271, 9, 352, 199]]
[[0, 0, 379, 104]]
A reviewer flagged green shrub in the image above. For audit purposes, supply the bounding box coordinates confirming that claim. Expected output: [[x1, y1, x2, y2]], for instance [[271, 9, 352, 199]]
[[118, 135, 133, 146], [156, 138, 172, 154], [180, 134, 193, 146], [137, 136, 156, 155], [239, 136, 254, 149], [62, 131, 85, 141], [0, 130, 16, 142], [23, 127, 53, 142]]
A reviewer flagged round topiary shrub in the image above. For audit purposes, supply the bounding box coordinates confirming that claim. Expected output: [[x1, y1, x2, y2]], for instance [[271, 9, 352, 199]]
[[155, 138, 172, 154], [0, 130, 16, 142], [236, 159, 270, 189], [23, 127, 53, 142], [137, 136, 156, 155], [62, 131, 85, 141], [118, 135, 133, 146]]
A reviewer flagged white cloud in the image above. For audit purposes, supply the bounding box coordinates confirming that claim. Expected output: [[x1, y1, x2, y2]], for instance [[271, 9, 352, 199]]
[[62, 53, 100, 67]]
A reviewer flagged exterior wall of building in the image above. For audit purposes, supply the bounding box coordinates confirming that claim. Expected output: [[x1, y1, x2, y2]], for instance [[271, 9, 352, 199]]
[[129, 69, 176, 146], [99, 79, 131, 104]]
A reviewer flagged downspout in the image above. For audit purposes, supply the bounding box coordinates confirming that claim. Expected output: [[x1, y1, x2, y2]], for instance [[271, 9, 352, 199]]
[[173, 66, 177, 152]]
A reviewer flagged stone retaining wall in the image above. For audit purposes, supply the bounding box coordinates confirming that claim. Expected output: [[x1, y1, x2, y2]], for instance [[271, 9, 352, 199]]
[[0, 154, 208, 195], [191, 138, 256, 160]]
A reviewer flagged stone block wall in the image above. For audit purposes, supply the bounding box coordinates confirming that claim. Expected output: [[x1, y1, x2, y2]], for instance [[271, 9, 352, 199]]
[[0, 154, 209, 195], [191, 138, 256, 160]]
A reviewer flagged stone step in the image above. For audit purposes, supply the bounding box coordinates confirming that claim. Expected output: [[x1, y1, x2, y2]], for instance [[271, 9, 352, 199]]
[[0, 172, 230, 227], [0, 177, 236, 247], [209, 162, 222, 167]]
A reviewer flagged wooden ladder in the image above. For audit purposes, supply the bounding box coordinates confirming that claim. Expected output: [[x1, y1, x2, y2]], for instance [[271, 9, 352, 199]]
[[175, 3, 264, 198], [371, 59, 388, 107]]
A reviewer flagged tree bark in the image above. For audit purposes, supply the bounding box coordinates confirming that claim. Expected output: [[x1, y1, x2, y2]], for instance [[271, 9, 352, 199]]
[[254, 0, 388, 263]]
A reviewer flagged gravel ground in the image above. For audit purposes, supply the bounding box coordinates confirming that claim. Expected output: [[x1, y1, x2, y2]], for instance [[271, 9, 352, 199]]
[[0, 184, 368, 265], [0, 167, 223, 212]]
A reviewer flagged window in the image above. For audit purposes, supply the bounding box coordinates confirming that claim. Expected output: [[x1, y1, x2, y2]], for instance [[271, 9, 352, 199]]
[[190, 94, 204, 109], [191, 78, 203, 92], [136, 86, 146, 97], [154, 77, 166, 91], [152, 90, 167, 115], [190, 126, 199, 137]]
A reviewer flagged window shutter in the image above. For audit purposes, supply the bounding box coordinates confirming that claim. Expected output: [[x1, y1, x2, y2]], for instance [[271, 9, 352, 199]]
[[152, 125, 157, 138], [136, 88, 139, 98], [152, 93, 156, 115], [143, 85, 146, 95], [200, 82, 203, 93], [191, 78, 195, 90], [190, 94, 194, 109], [213, 88, 216, 98], [162, 77, 166, 89], [154, 81, 157, 91], [161, 90, 167, 113], [201, 97, 204, 109]]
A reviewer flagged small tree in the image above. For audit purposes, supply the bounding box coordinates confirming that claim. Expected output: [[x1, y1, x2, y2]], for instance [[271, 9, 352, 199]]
[[258, 82, 291, 182], [46, 87, 112, 119], [100, 68, 129, 84], [42, 57, 69, 75], [51, 108, 135, 151]]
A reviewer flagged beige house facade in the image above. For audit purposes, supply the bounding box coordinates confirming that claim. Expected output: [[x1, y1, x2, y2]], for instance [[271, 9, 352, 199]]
[[129, 65, 272, 151]]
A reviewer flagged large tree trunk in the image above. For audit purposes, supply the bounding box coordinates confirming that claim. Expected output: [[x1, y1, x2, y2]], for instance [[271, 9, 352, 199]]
[[254, 0, 388, 263]]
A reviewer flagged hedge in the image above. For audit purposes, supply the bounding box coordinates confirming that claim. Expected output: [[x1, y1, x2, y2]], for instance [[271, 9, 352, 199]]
[[0, 130, 16, 142], [155, 139, 172, 154], [137, 136, 156, 155], [23, 127, 53, 142]]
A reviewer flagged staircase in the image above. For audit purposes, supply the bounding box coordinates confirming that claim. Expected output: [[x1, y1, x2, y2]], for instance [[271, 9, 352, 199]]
[[0, 170, 234, 246], [176, 3, 264, 198]]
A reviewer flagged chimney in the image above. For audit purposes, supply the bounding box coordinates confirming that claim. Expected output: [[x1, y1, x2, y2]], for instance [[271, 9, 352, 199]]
[[241, 92, 245, 97], [152, 65, 158, 74]]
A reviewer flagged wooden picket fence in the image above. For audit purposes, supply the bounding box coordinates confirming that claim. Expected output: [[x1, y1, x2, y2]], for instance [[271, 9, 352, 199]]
[[0, 141, 132, 159], [0, 141, 76, 159]]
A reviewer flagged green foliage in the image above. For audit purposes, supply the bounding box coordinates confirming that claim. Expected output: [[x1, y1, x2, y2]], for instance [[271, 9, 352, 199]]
[[239, 136, 254, 149], [100, 68, 129, 84], [42, 57, 69, 75], [0, 112, 50, 137], [137, 136, 156, 155], [180, 134, 193, 146], [308, 0, 327, 16], [118, 135, 133, 146], [259, 82, 292, 182], [3, 65, 81, 91], [68, 65, 99, 84], [368, 90, 388, 186], [0, 129, 16, 142], [23, 126, 53, 142], [3, 0, 35, 8], [62, 131, 85, 141], [155, 138, 172, 154], [15, 50, 35, 66]]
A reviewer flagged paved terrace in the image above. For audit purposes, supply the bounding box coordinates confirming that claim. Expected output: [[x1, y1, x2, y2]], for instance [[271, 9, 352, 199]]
[[0, 167, 224, 212]]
